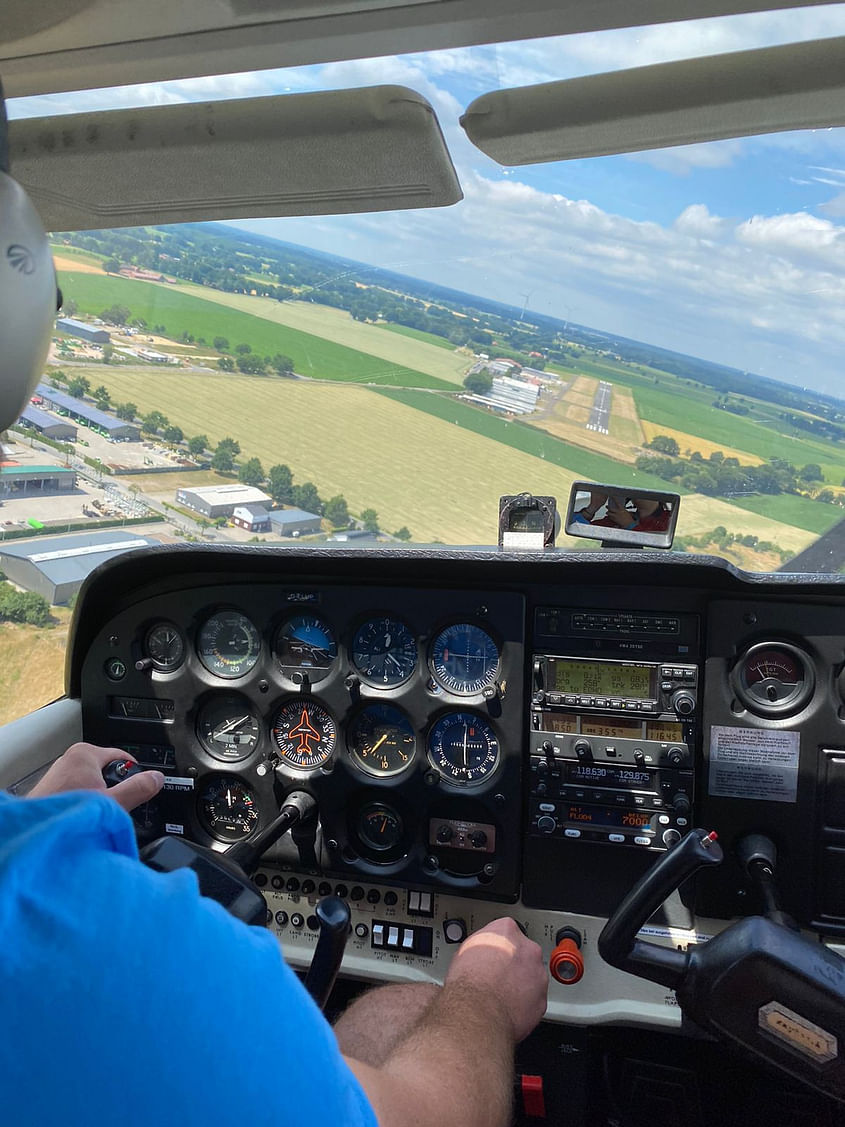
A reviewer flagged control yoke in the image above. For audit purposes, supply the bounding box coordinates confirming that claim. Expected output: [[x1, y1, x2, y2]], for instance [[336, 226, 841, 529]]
[[599, 830, 845, 1102]]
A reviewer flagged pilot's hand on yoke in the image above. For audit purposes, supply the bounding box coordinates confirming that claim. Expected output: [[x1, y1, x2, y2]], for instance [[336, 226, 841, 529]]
[[28, 742, 164, 812]]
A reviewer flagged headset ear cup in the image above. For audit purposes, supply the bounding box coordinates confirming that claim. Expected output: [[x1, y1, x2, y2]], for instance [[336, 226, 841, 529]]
[[0, 170, 57, 433]]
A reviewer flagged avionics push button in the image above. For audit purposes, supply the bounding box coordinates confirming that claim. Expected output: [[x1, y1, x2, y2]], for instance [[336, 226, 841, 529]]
[[634, 836, 652, 846], [608, 833, 625, 843], [564, 828, 581, 839]]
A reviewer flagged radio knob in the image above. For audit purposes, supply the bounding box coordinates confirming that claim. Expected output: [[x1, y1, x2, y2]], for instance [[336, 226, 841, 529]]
[[671, 793, 691, 818], [667, 746, 689, 768], [537, 815, 557, 834], [469, 830, 488, 849], [436, 825, 454, 844], [662, 828, 682, 847], [573, 739, 592, 762], [534, 691, 546, 705], [672, 690, 696, 717]]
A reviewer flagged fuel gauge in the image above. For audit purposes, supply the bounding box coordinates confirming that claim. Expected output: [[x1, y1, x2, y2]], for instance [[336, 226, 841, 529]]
[[355, 801, 406, 861]]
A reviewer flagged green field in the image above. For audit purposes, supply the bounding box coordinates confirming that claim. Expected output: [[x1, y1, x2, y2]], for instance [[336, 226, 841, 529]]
[[377, 323, 456, 350], [57, 272, 456, 390], [722, 493, 843, 535], [373, 388, 682, 491]]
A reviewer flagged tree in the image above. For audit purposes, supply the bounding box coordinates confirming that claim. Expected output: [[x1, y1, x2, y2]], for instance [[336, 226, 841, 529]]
[[218, 356, 235, 372], [63, 298, 78, 317], [93, 385, 111, 409], [0, 583, 51, 626], [324, 495, 350, 527], [163, 425, 184, 444], [211, 446, 235, 472], [799, 463, 824, 483], [237, 354, 266, 375], [270, 354, 294, 377], [115, 402, 138, 421], [213, 336, 230, 352], [816, 489, 836, 504], [238, 457, 265, 486], [99, 303, 131, 325], [393, 526, 412, 541], [463, 371, 493, 395], [235, 342, 252, 355], [360, 508, 379, 533], [648, 435, 680, 456], [217, 437, 241, 458], [101, 343, 115, 364], [291, 482, 322, 514], [67, 375, 90, 399], [103, 257, 121, 274], [141, 410, 168, 435], [267, 464, 294, 504], [188, 434, 208, 456]]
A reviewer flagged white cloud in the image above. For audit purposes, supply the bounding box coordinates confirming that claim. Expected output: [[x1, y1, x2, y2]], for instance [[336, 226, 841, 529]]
[[628, 138, 745, 175]]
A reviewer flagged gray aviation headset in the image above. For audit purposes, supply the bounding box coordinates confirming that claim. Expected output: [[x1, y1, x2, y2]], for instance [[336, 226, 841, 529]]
[[0, 78, 61, 435]]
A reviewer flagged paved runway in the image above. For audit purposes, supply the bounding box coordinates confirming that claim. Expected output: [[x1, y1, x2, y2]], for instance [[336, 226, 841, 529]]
[[586, 380, 612, 434]]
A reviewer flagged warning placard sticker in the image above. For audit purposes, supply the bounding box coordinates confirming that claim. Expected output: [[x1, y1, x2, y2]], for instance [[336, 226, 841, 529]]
[[708, 725, 799, 802]]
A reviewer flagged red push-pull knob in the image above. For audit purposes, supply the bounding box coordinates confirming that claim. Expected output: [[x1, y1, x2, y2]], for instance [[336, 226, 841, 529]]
[[549, 928, 584, 985]]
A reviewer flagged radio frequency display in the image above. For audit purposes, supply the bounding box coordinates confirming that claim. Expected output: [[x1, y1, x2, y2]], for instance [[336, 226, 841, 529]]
[[553, 660, 651, 698], [566, 763, 654, 789], [567, 805, 653, 830]]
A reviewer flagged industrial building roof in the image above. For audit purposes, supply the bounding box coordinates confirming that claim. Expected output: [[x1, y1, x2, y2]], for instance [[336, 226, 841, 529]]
[[0, 531, 154, 586], [1, 465, 75, 477], [35, 384, 135, 434], [181, 485, 271, 504], [269, 508, 322, 524], [20, 404, 77, 432]]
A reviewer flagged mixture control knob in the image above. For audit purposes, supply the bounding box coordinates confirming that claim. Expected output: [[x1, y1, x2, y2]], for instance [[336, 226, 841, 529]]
[[436, 824, 454, 844], [537, 815, 557, 834], [443, 918, 467, 944], [672, 690, 696, 717], [549, 928, 584, 985], [662, 828, 682, 847], [667, 746, 689, 768], [469, 830, 488, 849], [573, 738, 592, 761]]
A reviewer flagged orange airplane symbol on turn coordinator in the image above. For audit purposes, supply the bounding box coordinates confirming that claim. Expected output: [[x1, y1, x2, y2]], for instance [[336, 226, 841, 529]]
[[289, 708, 321, 755]]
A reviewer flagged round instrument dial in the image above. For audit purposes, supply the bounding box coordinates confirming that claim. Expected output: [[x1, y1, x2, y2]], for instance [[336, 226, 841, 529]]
[[197, 611, 261, 679], [272, 699, 337, 770], [356, 802, 405, 856], [733, 643, 814, 716], [197, 695, 261, 762], [199, 775, 259, 842], [144, 622, 185, 672], [275, 614, 337, 683], [351, 617, 417, 687], [430, 623, 499, 695], [428, 711, 500, 785], [347, 704, 416, 777]]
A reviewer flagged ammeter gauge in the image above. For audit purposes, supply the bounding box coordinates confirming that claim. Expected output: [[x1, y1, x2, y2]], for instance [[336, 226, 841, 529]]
[[733, 642, 814, 716]]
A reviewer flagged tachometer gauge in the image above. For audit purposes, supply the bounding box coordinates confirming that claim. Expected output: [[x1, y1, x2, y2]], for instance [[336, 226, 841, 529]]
[[272, 699, 337, 770], [356, 802, 405, 856], [199, 775, 259, 842], [347, 704, 416, 777], [197, 695, 261, 762], [197, 611, 261, 679], [430, 623, 500, 695], [144, 622, 185, 672], [733, 642, 814, 716], [351, 617, 417, 687], [275, 614, 337, 683], [428, 712, 499, 785]]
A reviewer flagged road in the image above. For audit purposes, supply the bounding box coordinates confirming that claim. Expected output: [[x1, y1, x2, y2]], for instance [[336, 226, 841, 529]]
[[586, 380, 612, 434]]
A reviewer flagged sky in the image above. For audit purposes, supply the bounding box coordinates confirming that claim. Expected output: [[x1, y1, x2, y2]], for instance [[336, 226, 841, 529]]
[[11, 4, 845, 395]]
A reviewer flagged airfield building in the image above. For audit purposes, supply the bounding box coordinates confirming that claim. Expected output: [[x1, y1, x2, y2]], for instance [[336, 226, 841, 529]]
[[35, 384, 141, 441], [231, 503, 271, 532], [269, 509, 323, 537], [0, 530, 154, 605], [176, 484, 272, 520], [55, 317, 110, 344], [0, 465, 77, 495], [18, 405, 78, 441]]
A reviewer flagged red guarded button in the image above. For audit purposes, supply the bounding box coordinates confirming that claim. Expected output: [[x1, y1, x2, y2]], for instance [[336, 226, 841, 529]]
[[520, 1074, 546, 1119]]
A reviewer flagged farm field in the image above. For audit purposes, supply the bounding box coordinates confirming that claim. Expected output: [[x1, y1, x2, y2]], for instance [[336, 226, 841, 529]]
[[378, 323, 457, 350], [0, 613, 71, 726], [675, 495, 814, 555], [721, 493, 843, 535], [86, 368, 591, 543], [640, 420, 763, 464], [56, 272, 455, 391], [166, 284, 469, 385]]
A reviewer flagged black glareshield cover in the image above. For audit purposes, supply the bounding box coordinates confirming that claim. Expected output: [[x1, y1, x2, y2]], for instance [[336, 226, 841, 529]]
[[680, 915, 845, 1102]]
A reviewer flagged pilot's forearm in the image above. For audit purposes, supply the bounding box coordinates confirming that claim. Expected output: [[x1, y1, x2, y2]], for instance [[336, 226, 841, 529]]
[[345, 980, 514, 1127]]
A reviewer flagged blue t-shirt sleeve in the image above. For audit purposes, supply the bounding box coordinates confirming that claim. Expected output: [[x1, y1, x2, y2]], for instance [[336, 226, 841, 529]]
[[0, 792, 377, 1127]]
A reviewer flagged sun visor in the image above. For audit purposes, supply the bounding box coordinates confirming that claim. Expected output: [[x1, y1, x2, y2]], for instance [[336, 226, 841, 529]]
[[9, 85, 462, 230], [460, 36, 845, 164]]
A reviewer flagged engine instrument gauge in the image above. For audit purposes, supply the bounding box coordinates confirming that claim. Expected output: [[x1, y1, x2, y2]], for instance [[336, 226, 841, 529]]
[[347, 704, 416, 777], [199, 775, 259, 842], [733, 642, 814, 716], [144, 622, 185, 672], [197, 611, 261, 679], [275, 614, 337, 683], [272, 699, 337, 770], [351, 617, 417, 687], [197, 695, 261, 762], [356, 801, 405, 856], [430, 623, 500, 695], [427, 711, 499, 785]]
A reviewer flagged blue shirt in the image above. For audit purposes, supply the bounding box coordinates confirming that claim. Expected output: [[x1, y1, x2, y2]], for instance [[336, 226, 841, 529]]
[[0, 790, 377, 1127]]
